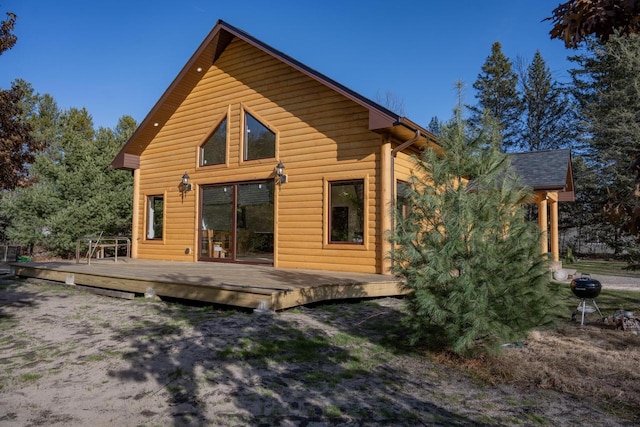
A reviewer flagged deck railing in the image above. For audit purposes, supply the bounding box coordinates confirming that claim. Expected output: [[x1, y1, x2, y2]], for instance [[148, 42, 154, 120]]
[[75, 236, 131, 264]]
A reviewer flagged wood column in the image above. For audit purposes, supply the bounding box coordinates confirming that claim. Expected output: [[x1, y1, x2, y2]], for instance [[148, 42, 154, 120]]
[[538, 196, 548, 256], [131, 169, 140, 258], [380, 140, 392, 274], [550, 196, 559, 262]]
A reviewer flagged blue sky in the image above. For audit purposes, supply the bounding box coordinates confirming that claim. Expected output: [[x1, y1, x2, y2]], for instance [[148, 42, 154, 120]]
[[0, 0, 578, 130]]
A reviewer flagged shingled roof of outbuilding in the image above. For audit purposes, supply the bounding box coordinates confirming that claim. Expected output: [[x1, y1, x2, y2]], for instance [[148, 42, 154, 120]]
[[508, 149, 574, 201]]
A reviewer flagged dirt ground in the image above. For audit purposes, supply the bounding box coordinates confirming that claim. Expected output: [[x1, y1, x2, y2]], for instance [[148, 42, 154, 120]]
[[0, 276, 638, 426]]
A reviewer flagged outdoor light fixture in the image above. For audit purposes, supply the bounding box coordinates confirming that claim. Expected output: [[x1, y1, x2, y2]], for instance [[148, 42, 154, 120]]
[[275, 161, 287, 187], [179, 172, 192, 194]]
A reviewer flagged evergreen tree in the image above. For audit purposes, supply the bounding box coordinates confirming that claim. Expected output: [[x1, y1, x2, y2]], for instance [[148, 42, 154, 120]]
[[558, 156, 612, 255], [427, 116, 441, 136], [518, 51, 575, 151], [390, 101, 555, 355], [470, 42, 522, 151], [570, 34, 640, 253], [1, 93, 135, 257]]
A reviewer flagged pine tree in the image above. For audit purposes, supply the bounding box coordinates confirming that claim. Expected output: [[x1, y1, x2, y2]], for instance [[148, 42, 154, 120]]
[[570, 34, 640, 254], [390, 100, 555, 355], [1, 94, 135, 257], [519, 51, 575, 151], [427, 116, 441, 136], [470, 42, 522, 151]]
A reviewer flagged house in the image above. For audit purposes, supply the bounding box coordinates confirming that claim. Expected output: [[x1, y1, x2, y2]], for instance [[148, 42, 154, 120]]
[[111, 20, 437, 274], [111, 20, 574, 275]]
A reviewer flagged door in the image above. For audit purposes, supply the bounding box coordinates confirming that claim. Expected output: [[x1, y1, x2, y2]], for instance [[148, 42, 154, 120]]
[[200, 181, 274, 264]]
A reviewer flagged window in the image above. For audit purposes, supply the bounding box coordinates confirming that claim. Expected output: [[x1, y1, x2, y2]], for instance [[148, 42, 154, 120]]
[[200, 117, 227, 166], [329, 180, 364, 244], [244, 112, 275, 161], [397, 180, 411, 219], [146, 195, 164, 240]]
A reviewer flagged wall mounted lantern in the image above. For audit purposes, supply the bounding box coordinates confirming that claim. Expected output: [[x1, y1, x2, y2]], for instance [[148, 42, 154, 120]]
[[179, 172, 192, 195], [275, 161, 287, 187]]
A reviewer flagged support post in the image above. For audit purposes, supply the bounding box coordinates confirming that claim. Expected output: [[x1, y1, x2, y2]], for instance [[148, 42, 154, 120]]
[[538, 196, 548, 256], [131, 169, 140, 258], [550, 197, 559, 262], [380, 140, 392, 274]]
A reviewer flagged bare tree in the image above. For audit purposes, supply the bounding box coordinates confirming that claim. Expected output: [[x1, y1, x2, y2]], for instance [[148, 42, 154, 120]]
[[374, 90, 405, 116]]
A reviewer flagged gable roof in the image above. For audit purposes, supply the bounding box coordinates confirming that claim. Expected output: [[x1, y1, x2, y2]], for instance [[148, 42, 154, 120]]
[[508, 149, 575, 201], [111, 20, 436, 169]]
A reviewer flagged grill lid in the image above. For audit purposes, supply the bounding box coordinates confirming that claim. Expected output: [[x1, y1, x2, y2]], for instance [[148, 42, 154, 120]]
[[570, 274, 602, 299]]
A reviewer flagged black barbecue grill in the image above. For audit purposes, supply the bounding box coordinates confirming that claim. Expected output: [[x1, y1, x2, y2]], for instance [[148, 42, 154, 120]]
[[570, 274, 605, 325]]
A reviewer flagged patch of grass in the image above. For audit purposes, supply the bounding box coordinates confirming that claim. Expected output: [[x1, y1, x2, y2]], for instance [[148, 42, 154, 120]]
[[525, 413, 550, 425], [564, 260, 640, 278], [167, 384, 184, 394], [302, 371, 324, 384], [168, 366, 186, 381], [553, 284, 640, 321], [0, 317, 17, 330], [324, 405, 342, 418], [331, 332, 367, 347], [319, 303, 341, 313], [159, 323, 182, 335], [450, 285, 640, 422], [218, 330, 342, 364], [84, 354, 106, 362], [20, 373, 42, 382]]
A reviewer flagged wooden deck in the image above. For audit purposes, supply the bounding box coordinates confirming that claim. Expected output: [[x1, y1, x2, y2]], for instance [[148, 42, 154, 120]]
[[11, 258, 406, 310]]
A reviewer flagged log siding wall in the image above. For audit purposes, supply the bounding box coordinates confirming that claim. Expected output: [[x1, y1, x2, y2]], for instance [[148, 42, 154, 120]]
[[135, 38, 385, 273]]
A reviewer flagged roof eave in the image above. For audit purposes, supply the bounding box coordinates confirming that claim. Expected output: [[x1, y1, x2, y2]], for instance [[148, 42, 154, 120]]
[[111, 21, 231, 169]]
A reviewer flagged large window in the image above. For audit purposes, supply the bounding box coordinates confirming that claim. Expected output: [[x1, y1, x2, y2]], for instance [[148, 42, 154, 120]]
[[146, 195, 164, 240], [244, 112, 275, 161], [200, 117, 227, 166], [329, 180, 364, 244]]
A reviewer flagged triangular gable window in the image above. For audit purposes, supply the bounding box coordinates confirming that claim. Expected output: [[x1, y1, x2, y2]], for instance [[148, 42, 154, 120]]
[[244, 113, 275, 161], [200, 118, 227, 166]]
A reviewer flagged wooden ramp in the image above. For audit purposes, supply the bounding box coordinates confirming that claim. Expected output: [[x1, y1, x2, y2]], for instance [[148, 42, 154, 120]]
[[11, 259, 406, 310]]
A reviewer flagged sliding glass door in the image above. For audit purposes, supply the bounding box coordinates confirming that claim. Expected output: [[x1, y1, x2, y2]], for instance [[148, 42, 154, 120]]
[[200, 181, 274, 264]]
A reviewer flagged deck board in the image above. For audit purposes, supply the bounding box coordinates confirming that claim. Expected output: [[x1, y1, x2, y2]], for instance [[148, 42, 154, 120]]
[[11, 259, 406, 310]]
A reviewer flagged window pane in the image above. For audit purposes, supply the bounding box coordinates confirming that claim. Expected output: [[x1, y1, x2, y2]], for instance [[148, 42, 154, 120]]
[[236, 182, 274, 262], [200, 118, 227, 166], [201, 186, 233, 259], [397, 181, 410, 219], [330, 180, 364, 243], [244, 113, 275, 160], [147, 196, 164, 239]]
